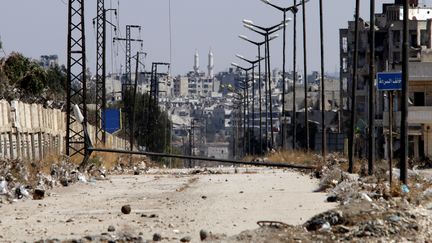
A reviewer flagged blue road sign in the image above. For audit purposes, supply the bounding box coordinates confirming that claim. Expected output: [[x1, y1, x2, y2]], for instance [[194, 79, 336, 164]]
[[377, 72, 402, 91], [102, 108, 121, 134]]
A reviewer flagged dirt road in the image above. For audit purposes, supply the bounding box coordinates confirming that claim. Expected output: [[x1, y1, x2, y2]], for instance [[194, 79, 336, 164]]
[[0, 167, 335, 242]]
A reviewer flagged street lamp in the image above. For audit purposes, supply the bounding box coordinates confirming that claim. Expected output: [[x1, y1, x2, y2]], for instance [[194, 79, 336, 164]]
[[260, 0, 304, 149], [243, 19, 289, 150], [232, 62, 254, 155], [230, 91, 245, 158], [235, 54, 264, 155], [238, 34, 278, 154]]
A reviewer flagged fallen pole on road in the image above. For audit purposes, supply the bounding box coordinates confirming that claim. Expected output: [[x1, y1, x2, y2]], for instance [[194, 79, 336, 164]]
[[73, 104, 317, 171], [86, 147, 317, 170]]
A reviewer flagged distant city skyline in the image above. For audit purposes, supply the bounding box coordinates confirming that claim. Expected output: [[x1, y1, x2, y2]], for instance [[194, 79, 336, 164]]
[[0, 0, 423, 76]]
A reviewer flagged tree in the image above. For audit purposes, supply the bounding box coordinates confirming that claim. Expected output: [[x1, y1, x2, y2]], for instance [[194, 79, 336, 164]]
[[122, 91, 172, 157]]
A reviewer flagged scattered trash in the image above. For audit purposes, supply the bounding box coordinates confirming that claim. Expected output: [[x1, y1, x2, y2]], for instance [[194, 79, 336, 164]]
[[320, 222, 331, 231], [15, 185, 29, 199], [360, 193, 373, 202], [0, 178, 7, 194], [77, 173, 87, 183], [401, 184, 410, 194]]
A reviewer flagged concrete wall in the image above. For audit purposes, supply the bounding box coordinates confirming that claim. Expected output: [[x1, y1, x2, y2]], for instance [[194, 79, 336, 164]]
[[0, 99, 128, 161]]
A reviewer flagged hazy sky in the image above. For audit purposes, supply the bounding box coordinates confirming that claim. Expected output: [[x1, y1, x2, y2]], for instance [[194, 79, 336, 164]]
[[0, 0, 416, 76]]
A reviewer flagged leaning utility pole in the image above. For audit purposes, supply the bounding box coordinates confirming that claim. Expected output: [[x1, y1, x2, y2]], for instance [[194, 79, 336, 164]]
[[113, 25, 142, 152], [66, 0, 88, 158], [94, 0, 116, 146]]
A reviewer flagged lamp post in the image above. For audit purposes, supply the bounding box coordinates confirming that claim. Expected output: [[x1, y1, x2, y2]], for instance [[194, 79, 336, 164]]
[[243, 19, 289, 149], [238, 35, 278, 154], [231, 91, 245, 157], [239, 34, 278, 150], [260, 0, 304, 149], [232, 63, 254, 155], [236, 54, 264, 155]]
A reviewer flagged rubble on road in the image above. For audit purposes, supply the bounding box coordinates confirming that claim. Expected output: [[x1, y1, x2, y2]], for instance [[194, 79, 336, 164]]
[[211, 153, 432, 242], [0, 157, 96, 204], [0, 154, 160, 204]]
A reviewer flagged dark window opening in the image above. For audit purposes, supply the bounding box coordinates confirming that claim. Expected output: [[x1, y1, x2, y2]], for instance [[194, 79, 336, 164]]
[[414, 92, 425, 106]]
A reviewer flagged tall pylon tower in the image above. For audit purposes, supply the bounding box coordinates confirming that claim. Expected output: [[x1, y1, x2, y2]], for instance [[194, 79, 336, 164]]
[[95, 0, 106, 145], [94, 0, 116, 146], [66, 0, 88, 158]]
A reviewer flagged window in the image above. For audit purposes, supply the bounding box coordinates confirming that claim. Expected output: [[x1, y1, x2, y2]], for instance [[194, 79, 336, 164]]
[[342, 58, 348, 73], [393, 30, 401, 47], [394, 52, 401, 63], [421, 29, 429, 46], [414, 92, 425, 106], [342, 37, 348, 53]]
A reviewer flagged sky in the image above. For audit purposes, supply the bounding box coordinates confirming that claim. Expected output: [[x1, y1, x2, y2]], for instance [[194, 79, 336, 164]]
[[0, 0, 421, 76]]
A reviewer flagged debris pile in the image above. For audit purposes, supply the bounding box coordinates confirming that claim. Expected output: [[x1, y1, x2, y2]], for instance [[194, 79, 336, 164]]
[[0, 157, 89, 204], [217, 153, 432, 242]]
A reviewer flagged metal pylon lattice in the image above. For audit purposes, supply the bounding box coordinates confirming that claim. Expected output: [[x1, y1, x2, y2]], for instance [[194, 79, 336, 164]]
[[66, 0, 88, 158], [113, 25, 142, 151], [95, 0, 106, 145]]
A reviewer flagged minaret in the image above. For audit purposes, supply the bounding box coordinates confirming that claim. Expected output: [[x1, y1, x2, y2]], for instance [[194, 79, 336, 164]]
[[208, 49, 214, 79], [194, 49, 199, 73]]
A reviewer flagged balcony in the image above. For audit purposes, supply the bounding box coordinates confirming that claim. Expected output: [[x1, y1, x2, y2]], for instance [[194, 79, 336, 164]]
[[383, 106, 432, 126]]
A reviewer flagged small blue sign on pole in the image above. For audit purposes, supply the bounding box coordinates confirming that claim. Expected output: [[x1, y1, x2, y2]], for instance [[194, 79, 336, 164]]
[[377, 72, 402, 91], [102, 108, 122, 134]]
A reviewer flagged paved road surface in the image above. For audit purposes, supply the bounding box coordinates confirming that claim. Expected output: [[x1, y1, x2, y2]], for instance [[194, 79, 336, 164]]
[[0, 167, 335, 242]]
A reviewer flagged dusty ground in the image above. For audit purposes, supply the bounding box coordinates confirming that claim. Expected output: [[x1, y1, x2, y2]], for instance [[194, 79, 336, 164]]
[[0, 167, 335, 242]]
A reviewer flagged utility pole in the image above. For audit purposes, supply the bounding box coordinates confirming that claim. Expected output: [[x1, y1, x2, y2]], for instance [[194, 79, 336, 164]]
[[66, 0, 88, 158], [302, 0, 309, 151], [113, 25, 143, 152], [235, 55, 262, 154], [146, 62, 170, 149], [266, 35, 275, 149], [131, 52, 146, 155], [319, 0, 326, 159], [243, 20, 286, 150], [368, 0, 376, 175], [400, 0, 409, 184], [349, 0, 360, 173], [260, 0, 302, 149], [94, 0, 116, 146], [293, 0, 298, 150]]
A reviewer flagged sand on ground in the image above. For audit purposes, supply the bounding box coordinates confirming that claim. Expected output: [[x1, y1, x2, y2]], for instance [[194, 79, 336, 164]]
[[0, 167, 336, 242]]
